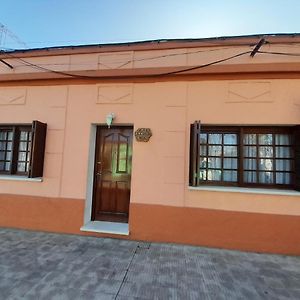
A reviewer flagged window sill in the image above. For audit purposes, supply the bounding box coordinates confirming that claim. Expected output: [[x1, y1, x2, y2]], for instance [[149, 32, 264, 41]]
[[188, 185, 300, 196], [0, 175, 43, 182]]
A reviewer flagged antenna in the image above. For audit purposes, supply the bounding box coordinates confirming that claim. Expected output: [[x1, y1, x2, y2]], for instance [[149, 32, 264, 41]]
[[0, 22, 27, 49]]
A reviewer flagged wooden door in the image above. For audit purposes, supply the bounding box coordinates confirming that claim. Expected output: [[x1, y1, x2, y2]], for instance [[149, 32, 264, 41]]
[[92, 126, 133, 223]]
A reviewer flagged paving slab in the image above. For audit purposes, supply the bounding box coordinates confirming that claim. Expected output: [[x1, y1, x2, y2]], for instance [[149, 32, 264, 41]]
[[0, 228, 299, 300]]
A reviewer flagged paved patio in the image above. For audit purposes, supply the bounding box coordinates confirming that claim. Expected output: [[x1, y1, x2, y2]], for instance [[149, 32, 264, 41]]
[[0, 228, 299, 299]]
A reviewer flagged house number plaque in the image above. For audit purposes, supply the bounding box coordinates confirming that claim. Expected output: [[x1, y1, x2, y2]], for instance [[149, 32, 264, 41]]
[[134, 128, 152, 142]]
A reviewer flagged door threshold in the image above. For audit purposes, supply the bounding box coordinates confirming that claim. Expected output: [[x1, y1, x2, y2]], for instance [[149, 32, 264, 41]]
[[80, 221, 129, 236]]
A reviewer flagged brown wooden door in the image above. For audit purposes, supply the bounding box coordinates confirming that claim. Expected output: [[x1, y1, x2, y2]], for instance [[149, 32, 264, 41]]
[[92, 126, 133, 223]]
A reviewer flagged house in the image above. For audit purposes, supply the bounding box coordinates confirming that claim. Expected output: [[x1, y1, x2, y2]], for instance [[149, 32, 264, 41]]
[[0, 34, 299, 255]]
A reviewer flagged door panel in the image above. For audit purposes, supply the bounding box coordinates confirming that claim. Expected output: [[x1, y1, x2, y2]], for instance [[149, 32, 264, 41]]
[[92, 126, 133, 223]]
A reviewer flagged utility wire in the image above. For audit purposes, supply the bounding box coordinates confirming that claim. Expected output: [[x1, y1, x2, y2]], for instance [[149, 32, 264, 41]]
[[257, 50, 300, 57], [0, 46, 241, 68], [2, 48, 300, 80], [2, 50, 252, 79], [160, 50, 251, 76]]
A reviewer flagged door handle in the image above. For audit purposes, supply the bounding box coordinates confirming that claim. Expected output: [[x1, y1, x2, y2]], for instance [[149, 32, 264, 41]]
[[96, 173, 102, 176]]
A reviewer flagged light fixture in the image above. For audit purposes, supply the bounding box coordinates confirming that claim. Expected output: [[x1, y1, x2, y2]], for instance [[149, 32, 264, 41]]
[[106, 113, 115, 128]]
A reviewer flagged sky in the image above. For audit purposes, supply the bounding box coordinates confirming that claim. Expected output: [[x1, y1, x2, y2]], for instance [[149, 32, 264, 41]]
[[0, 0, 300, 49]]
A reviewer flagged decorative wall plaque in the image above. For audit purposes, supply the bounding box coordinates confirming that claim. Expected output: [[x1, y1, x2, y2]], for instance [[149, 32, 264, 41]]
[[135, 128, 152, 142]]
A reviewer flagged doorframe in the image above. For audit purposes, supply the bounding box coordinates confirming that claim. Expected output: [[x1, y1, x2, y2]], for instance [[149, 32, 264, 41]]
[[81, 123, 133, 234]]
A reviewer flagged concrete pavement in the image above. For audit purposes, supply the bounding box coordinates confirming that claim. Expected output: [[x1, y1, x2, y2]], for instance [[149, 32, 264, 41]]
[[0, 228, 299, 299]]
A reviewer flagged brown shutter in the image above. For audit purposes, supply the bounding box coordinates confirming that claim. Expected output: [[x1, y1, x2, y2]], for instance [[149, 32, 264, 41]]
[[29, 121, 47, 178], [189, 121, 201, 186], [294, 125, 300, 191]]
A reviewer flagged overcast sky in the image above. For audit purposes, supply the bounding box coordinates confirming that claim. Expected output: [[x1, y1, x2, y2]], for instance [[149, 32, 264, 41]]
[[0, 0, 300, 49]]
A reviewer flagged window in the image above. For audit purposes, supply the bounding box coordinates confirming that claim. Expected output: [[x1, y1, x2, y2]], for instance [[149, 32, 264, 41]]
[[0, 121, 47, 178], [190, 122, 300, 190]]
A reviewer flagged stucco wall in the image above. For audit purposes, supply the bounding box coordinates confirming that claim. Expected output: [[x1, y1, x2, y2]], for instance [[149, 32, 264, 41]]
[[0, 79, 300, 217]]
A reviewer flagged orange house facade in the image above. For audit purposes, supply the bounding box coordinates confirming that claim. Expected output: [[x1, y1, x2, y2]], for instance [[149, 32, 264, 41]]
[[0, 34, 300, 255]]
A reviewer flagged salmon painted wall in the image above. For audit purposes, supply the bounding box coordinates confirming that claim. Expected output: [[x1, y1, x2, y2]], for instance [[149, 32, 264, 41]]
[[1, 43, 300, 77], [0, 79, 300, 218]]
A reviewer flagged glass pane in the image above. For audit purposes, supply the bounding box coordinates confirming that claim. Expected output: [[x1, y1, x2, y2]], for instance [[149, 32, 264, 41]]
[[276, 172, 291, 184], [244, 146, 257, 157], [259, 146, 273, 158], [258, 134, 273, 145], [243, 134, 256, 145], [223, 158, 237, 169], [208, 145, 222, 156], [207, 169, 221, 181], [199, 145, 207, 156], [223, 170, 237, 182], [207, 157, 221, 169], [0, 161, 4, 171], [20, 131, 28, 140], [5, 162, 11, 171], [18, 151, 27, 162], [0, 151, 5, 160], [6, 142, 12, 151], [0, 141, 6, 150], [28, 132, 32, 141], [244, 171, 257, 183], [223, 146, 237, 157], [17, 162, 26, 172], [276, 159, 291, 171], [208, 134, 222, 144], [199, 157, 207, 169], [275, 134, 291, 146], [0, 131, 7, 140], [259, 159, 273, 171], [19, 142, 27, 151], [7, 131, 13, 140], [224, 134, 237, 145], [199, 133, 207, 144], [199, 170, 207, 181], [244, 159, 256, 170], [259, 172, 273, 184], [276, 147, 292, 158], [6, 151, 12, 161]]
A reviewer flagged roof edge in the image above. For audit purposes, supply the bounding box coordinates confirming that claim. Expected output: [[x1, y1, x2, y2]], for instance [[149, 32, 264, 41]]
[[1, 33, 300, 58]]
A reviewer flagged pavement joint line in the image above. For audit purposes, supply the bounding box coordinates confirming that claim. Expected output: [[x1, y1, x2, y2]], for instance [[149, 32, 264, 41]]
[[114, 242, 148, 299]]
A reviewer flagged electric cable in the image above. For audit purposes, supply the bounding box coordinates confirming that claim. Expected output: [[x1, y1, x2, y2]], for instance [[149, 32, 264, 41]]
[[1, 46, 242, 68], [257, 50, 300, 57], [1, 50, 252, 79], [1, 47, 300, 80]]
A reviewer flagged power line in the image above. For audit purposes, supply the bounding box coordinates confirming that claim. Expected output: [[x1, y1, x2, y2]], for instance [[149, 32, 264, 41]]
[[1, 47, 300, 80], [257, 50, 300, 57], [1, 45, 244, 67], [2, 50, 253, 79], [158, 50, 251, 76]]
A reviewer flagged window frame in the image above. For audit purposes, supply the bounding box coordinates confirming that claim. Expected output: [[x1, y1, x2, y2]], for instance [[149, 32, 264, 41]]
[[190, 123, 296, 190], [0, 124, 32, 176], [0, 121, 47, 178]]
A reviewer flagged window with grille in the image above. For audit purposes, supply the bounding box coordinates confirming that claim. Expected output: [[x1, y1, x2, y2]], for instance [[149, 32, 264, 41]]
[[0, 126, 32, 175], [190, 123, 300, 190], [0, 121, 47, 178]]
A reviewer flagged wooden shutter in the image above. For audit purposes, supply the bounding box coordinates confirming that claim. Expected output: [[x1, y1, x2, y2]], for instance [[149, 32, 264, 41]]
[[294, 125, 300, 191], [189, 121, 201, 186], [28, 121, 47, 178]]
